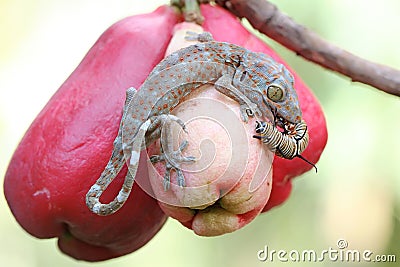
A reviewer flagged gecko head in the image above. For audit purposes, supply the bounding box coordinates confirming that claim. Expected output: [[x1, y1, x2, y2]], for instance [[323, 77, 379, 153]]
[[257, 62, 302, 126]]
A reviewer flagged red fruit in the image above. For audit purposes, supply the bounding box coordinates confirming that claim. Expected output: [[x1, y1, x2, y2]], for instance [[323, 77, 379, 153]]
[[4, 6, 179, 261], [4, 3, 327, 261]]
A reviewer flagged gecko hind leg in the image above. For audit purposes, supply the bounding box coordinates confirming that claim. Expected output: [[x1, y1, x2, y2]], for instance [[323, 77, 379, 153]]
[[148, 114, 196, 190], [143, 113, 187, 149], [148, 114, 186, 135]]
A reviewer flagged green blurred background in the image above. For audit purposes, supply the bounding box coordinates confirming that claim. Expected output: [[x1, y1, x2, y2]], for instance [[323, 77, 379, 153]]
[[0, 0, 399, 266]]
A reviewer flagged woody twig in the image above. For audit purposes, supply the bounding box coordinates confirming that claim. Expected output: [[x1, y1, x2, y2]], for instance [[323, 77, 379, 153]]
[[213, 0, 400, 97]]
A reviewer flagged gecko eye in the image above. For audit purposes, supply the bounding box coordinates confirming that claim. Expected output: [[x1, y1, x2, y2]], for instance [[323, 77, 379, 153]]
[[267, 84, 285, 102]]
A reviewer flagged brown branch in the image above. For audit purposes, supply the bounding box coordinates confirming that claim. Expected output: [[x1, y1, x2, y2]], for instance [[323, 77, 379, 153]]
[[214, 0, 400, 97]]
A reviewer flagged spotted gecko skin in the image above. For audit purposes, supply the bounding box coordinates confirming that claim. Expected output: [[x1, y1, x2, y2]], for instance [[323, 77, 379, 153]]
[[148, 41, 302, 123], [86, 34, 302, 216]]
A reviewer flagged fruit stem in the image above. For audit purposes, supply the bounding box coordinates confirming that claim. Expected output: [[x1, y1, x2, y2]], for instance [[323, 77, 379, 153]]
[[170, 0, 204, 24]]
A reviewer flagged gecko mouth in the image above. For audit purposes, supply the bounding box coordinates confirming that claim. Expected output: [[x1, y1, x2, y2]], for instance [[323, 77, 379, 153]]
[[265, 106, 296, 134], [255, 114, 296, 135], [274, 114, 296, 135], [253, 112, 295, 135]]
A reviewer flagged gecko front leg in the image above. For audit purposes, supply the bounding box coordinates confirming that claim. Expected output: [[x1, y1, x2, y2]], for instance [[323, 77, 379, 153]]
[[214, 73, 262, 122]]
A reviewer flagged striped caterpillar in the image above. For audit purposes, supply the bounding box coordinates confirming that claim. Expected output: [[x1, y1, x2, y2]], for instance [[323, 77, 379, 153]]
[[253, 120, 317, 172]]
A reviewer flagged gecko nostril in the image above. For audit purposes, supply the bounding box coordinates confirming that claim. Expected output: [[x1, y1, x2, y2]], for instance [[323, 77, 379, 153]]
[[240, 70, 247, 82]]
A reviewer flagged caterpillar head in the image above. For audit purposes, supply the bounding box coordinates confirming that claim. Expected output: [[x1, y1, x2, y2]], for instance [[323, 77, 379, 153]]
[[254, 121, 267, 134]]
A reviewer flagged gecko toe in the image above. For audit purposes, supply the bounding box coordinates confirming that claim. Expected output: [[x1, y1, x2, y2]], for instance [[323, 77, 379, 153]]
[[176, 169, 185, 187], [239, 107, 250, 122], [163, 170, 171, 191]]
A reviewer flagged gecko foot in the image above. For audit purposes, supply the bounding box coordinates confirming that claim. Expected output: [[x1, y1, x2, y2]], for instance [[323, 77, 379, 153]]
[[184, 31, 214, 43], [239, 103, 262, 122], [158, 161, 186, 191], [150, 140, 196, 190], [161, 161, 185, 191]]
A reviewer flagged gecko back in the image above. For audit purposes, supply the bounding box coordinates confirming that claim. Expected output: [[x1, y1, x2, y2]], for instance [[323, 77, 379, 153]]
[[148, 41, 248, 77]]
